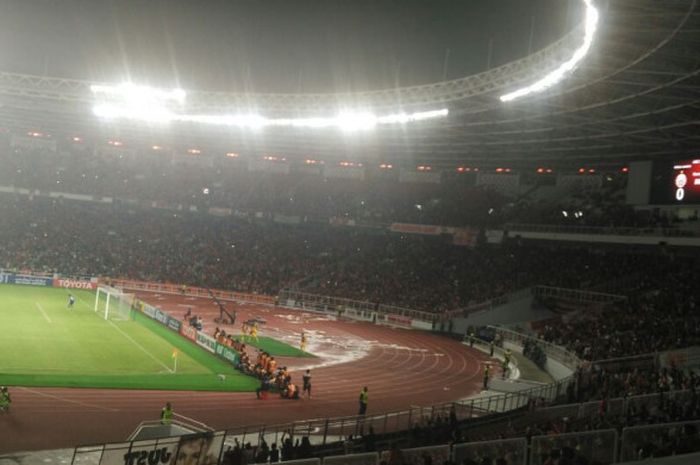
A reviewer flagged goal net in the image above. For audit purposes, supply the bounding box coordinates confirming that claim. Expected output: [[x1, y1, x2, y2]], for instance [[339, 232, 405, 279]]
[[95, 285, 135, 321]]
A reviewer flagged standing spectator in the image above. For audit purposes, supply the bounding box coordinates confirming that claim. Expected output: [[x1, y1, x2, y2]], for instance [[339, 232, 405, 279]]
[[160, 402, 173, 425], [302, 370, 312, 399], [483, 365, 490, 390], [359, 386, 369, 415]]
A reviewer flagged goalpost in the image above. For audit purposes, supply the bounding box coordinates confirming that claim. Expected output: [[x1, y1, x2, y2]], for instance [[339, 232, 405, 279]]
[[95, 285, 136, 321]]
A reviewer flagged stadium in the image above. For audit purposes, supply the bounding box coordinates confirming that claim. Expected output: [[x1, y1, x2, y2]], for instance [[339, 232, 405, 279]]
[[0, 0, 699, 464]]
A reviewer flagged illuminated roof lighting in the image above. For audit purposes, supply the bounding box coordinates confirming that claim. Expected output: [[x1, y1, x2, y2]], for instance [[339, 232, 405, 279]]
[[72, 136, 83, 142], [107, 140, 123, 146], [500, 0, 599, 103], [91, 83, 186, 104], [90, 83, 448, 130], [226, 152, 240, 158], [187, 148, 201, 155], [151, 145, 163, 151]]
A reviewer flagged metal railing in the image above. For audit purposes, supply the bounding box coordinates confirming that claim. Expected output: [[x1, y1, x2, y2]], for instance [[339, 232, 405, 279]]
[[490, 326, 583, 373], [504, 223, 698, 238], [278, 289, 437, 324], [532, 285, 628, 304]]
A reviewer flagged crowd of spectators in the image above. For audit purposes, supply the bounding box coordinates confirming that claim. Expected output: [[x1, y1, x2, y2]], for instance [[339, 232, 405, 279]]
[[0, 145, 509, 228], [539, 261, 700, 360], [4, 143, 686, 232], [0, 196, 683, 312]]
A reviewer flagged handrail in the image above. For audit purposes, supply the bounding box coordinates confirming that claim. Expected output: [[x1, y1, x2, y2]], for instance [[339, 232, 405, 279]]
[[532, 285, 627, 303], [278, 289, 437, 323], [505, 222, 699, 237]]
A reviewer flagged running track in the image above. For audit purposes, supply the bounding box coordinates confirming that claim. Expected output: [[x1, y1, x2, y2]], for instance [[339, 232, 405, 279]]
[[0, 293, 489, 453]]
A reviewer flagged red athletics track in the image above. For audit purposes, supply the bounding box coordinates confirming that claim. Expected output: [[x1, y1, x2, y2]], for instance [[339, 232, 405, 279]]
[[0, 293, 489, 453]]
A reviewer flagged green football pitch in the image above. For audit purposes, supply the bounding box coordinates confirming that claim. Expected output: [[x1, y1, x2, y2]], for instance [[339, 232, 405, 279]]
[[0, 285, 259, 391]]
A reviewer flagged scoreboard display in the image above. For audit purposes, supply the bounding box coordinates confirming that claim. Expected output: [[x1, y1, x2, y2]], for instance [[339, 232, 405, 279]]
[[650, 159, 700, 204]]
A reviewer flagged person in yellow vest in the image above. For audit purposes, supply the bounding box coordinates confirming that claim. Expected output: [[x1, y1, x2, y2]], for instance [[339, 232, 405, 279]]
[[250, 323, 259, 342], [358, 386, 369, 415], [160, 402, 173, 425], [0, 387, 11, 413], [300, 331, 308, 352]]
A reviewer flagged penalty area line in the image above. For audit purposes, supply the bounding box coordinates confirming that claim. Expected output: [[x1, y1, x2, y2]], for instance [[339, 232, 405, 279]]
[[34, 302, 52, 323], [106, 320, 174, 374]]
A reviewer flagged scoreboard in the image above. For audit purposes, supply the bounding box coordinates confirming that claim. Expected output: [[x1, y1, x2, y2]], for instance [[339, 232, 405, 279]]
[[649, 159, 700, 205]]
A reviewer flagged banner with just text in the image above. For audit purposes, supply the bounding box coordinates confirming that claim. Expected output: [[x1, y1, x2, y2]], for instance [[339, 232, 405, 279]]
[[196, 332, 217, 353], [53, 278, 97, 290], [216, 342, 240, 365], [12, 274, 53, 287]]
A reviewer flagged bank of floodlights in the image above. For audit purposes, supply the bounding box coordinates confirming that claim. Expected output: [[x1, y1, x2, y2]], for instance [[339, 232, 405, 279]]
[[499, 0, 599, 103], [91, 83, 448, 131]]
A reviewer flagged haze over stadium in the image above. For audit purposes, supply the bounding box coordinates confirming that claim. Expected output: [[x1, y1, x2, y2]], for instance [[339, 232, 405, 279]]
[[0, 1, 700, 464]]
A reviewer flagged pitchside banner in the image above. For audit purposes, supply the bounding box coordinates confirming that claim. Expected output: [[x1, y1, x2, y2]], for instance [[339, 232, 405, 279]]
[[98, 433, 224, 465], [196, 332, 217, 353], [11, 274, 53, 286], [215, 342, 240, 365], [53, 278, 96, 290], [181, 325, 197, 342], [167, 315, 182, 332]]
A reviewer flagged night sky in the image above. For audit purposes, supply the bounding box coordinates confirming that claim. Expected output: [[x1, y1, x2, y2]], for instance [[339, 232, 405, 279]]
[[0, 0, 578, 93]]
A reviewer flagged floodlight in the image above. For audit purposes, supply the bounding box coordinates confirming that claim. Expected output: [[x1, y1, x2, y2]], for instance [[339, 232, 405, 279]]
[[499, 0, 599, 102]]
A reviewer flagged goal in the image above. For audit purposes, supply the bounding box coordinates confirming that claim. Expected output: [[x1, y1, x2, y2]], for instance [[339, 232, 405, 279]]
[[94, 285, 135, 321]]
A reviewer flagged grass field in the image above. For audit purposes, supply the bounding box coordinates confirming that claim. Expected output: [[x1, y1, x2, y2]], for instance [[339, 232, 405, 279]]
[[0, 284, 259, 391], [234, 336, 314, 358]]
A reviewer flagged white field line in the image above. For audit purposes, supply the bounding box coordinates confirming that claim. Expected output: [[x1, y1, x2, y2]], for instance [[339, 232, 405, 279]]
[[74, 294, 174, 374], [34, 302, 52, 323], [107, 320, 174, 374]]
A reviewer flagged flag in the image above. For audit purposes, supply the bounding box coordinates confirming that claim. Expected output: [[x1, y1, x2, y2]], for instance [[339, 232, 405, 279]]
[[172, 349, 179, 359]]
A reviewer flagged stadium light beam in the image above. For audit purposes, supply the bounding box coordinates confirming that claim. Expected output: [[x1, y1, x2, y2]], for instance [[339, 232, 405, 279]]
[[499, 0, 599, 103]]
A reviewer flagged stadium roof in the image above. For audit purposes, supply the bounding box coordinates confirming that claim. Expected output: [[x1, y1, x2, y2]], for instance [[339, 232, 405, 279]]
[[0, 0, 698, 167]]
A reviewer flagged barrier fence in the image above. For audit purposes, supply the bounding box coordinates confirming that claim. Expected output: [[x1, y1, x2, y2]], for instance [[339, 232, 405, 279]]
[[503, 223, 696, 238], [490, 326, 583, 372], [532, 285, 627, 304], [531, 429, 618, 465], [277, 289, 436, 327], [108, 278, 277, 306], [69, 417, 700, 464]]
